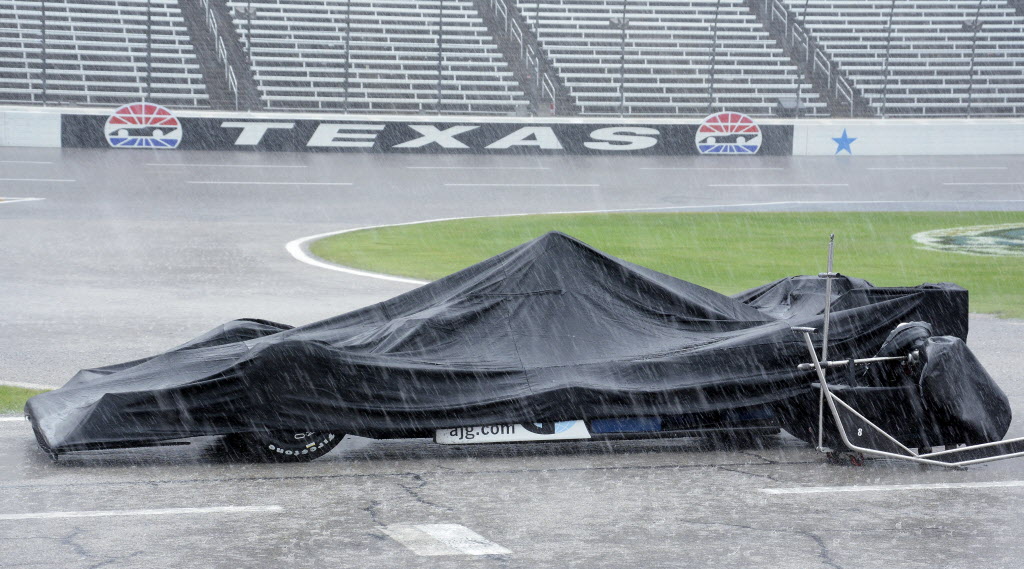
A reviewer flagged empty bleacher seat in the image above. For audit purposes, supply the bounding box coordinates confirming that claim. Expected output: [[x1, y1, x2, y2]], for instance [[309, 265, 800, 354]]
[[227, 0, 528, 114], [0, 0, 209, 107], [782, 0, 1024, 116], [515, 0, 827, 116]]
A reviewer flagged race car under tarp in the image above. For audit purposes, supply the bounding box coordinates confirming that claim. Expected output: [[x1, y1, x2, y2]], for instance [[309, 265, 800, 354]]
[[25, 231, 1011, 462]]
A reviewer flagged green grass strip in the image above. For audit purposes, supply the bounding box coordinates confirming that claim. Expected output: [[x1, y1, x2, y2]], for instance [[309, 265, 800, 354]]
[[0, 386, 48, 415], [310, 211, 1024, 318]]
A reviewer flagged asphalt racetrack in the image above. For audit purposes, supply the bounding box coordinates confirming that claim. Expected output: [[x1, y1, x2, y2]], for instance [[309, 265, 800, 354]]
[[3, 147, 1024, 568]]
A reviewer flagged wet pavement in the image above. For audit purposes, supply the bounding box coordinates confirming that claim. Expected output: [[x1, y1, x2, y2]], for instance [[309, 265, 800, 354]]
[[2, 147, 1024, 567]]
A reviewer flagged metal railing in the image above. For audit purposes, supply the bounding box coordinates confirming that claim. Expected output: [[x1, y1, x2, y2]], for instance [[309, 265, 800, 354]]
[[200, 0, 240, 109], [769, 0, 855, 115], [542, 73, 557, 109], [487, 0, 557, 111]]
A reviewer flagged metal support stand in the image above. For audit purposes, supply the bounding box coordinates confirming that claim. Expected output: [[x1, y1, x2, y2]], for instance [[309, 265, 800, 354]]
[[794, 234, 1024, 468]]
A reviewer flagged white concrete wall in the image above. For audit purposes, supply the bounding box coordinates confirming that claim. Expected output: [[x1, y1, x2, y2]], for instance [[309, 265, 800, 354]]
[[792, 119, 1024, 156], [0, 109, 61, 147]]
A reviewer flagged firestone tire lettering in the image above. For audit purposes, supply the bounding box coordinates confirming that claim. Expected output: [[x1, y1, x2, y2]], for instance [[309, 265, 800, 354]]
[[225, 431, 342, 463]]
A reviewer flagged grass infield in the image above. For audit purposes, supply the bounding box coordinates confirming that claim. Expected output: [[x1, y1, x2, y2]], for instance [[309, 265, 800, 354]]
[[310, 211, 1024, 318], [0, 386, 48, 415]]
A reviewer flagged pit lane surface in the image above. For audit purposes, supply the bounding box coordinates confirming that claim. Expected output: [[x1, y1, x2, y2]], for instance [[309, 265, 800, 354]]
[[2, 147, 1024, 568]]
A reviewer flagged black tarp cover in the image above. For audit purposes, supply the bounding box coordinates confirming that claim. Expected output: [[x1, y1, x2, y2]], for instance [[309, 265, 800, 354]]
[[27, 231, 990, 453]]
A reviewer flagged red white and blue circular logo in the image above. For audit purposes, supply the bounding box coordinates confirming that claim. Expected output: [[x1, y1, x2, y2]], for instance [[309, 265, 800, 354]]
[[695, 112, 761, 154], [104, 102, 182, 149]]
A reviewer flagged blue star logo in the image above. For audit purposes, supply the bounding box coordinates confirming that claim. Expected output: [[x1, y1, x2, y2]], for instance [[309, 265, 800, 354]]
[[832, 129, 856, 155]]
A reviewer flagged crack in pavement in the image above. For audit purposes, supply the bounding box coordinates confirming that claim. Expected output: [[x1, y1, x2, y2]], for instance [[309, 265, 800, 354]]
[[60, 526, 90, 558], [716, 465, 784, 483], [396, 473, 453, 512], [738, 449, 818, 466], [86, 550, 144, 569], [361, 499, 385, 527], [798, 530, 843, 569], [674, 519, 845, 568], [53, 527, 147, 569]]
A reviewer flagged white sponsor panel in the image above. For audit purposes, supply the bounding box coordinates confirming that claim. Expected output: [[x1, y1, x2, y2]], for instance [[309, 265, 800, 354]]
[[793, 120, 1024, 155], [0, 110, 61, 147], [435, 420, 591, 444]]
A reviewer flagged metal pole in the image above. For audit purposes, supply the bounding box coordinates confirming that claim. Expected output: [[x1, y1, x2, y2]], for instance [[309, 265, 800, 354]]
[[813, 233, 837, 451], [795, 0, 811, 117], [40, 0, 47, 104], [967, 32, 977, 117], [146, 0, 152, 101], [536, 1, 541, 98], [344, 0, 350, 112], [803, 0, 811, 66], [247, 1, 253, 63], [437, 0, 443, 114], [619, 0, 626, 116], [964, 1, 984, 118], [881, 0, 896, 117], [820, 233, 836, 364], [708, 0, 720, 112]]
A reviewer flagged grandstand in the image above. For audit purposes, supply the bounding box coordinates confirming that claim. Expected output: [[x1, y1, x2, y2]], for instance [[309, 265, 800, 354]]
[[0, 0, 208, 107], [778, 0, 1024, 116], [514, 0, 826, 116], [1, 0, 1022, 117], [227, 0, 528, 113]]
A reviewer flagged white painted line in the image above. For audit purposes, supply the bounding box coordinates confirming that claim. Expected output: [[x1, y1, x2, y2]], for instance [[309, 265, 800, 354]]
[[147, 163, 306, 169], [640, 167, 785, 171], [0, 505, 283, 521], [187, 181, 352, 186], [418, 524, 511, 555], [0, 197, 45, 205], [943, 182, 1021, 186], [381, 525, 459, 556], [708, 183, 849, 188], [868, 166, 1008, 171], [762, 480, 1024, 495], [0, 380, 52, 390], [406, 166, 550, 170], [382, 524, 511, 556], [0, 417, 27, 422], [0, 178, 74, 183], [285, 199, 1024, 284], [0, 160, 54, 165], [286, 226, 430, 285], [443, 183, 599, 187]]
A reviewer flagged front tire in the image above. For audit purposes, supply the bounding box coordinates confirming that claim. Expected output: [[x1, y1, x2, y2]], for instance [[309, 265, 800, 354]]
[[224, 430, 343, 462]]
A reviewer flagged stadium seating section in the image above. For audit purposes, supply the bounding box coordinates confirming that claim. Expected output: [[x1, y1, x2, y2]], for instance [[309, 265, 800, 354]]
[[515, 0, 825, 115], [0, 0, 208, 107], [1, 0, 1022, 117], [227, 0, 528, 113], [782, 0, 1024, 116]]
